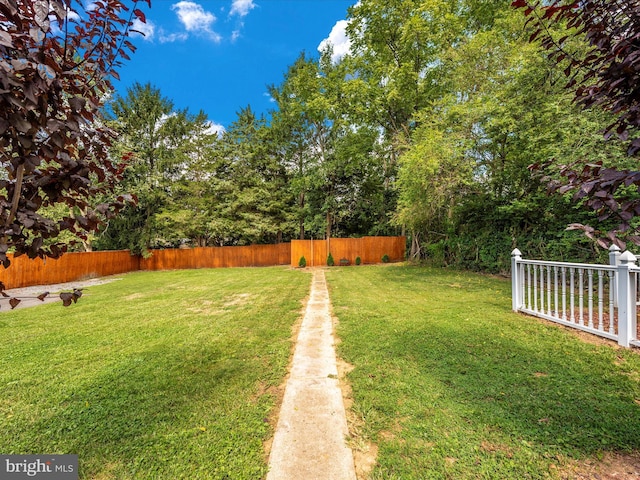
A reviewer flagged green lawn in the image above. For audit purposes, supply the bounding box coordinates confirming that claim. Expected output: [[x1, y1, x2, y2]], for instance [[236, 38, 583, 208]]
[[326, 265, 640, 479], [0, 267, 309, 479], [3, 264, 639, 479]]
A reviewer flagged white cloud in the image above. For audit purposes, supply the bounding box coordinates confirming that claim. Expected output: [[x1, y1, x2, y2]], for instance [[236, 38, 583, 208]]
[[159, 29, 189, 43], [231, 29, 241, 42], [204, 121, 225, 136], [131, 18, 155, 40], [263, 92, 276, 103], [230, 0, 256, 17], [318, 19, 351, 64], [172, 1, 221, 42]]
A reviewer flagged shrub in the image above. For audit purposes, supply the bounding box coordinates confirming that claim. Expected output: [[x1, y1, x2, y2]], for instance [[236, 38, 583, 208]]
[[381, 254, 390, 263], [298, 256, 307, 268], [355, 256, 361, 265], [327, 252, 335, 266]]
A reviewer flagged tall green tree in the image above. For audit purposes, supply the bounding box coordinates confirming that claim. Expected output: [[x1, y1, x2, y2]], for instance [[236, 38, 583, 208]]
[[96, 83, 200, 254], [154, 113, 221, 247], [395, 3, 627, 269], [212, 106, 294, 245], [269, 53, 334, 240]]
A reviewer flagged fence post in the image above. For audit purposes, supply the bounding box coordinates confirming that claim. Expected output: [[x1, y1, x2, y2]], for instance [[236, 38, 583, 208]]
[[610, 244, 621, 308], [511, 249, 522, 312], [616, 250, 637, 347]]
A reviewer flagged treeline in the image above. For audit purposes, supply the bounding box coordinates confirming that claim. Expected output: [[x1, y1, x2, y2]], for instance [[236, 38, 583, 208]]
[[83, 0, 630, 272]]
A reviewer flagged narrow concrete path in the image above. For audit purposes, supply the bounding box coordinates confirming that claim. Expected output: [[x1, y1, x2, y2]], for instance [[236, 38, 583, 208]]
[[266, 269, 357, 480]]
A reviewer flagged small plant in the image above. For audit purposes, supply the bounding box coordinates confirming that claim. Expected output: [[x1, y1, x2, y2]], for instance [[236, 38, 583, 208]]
[[355, 256, 361, 265], [298, 256, 307, 268], [381, 254, 390, 263], [327, 252, 335, 266]]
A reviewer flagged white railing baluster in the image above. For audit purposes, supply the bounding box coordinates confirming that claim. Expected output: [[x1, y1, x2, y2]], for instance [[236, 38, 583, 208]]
[[608, 271, 615, 334], [540, 265, 545, 314], [562, 266, 567, 321], [554, 266, 559, 317], [588, 269, 594, 329], [527, 264, 531, 310], [547, 266, 552, 315], [598, 271, 604, 331], [534, 264, 538, 313], [579, 268, 584, 325], [570, 267, 575, 323]]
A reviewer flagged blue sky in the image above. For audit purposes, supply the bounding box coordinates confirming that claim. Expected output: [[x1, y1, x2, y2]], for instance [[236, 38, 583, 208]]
[[113, 0, 355, 133]]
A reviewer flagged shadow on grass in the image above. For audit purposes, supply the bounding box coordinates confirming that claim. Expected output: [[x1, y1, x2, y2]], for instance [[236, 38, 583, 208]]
[[329, 266, 640, 477], [392, 320, 640, 454], [23, 344, 266, 478]]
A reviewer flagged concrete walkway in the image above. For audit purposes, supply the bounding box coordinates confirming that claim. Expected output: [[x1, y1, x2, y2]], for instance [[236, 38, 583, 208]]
[[266, 269, 357, 480]]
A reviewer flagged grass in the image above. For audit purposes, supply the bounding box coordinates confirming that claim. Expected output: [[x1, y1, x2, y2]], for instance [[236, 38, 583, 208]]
[[326, 264, 640, 479], [0, 267, 309, 479]]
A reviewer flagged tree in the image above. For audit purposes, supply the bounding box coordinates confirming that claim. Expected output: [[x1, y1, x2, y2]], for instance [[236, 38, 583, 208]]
[[211, 106, 294, 245], [0, 0, 145, 268], [343, 0, 461, 195], [96, 83, 197, 254], [155, 113, 222, 247], [514, 0, 640, 248], [269, 53, 333, 240], [391, 2, 626, 270]]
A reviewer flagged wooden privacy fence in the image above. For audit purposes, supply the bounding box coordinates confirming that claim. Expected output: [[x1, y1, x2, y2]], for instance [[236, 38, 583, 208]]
[[0, 244, 291, 289], [0, 250, 141, 289], [290, 236, 406, 267], [140, 244, 291, 271], [0, 237, 405, 288], [0, 237, 405, 289]]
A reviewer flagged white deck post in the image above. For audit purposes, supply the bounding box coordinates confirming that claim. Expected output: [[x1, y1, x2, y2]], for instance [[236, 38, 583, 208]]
[[511, 249, 522, 312], [609, 244, 621, 308], [616, 250, 637, 347]]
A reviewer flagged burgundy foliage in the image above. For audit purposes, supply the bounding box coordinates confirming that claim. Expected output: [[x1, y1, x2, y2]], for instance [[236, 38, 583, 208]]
[[0, 0, 147, 306], [513, 0, 640, 249]]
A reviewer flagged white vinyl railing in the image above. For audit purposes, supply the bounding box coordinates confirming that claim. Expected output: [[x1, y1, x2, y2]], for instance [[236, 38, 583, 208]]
[[511, 246, 639, 348]]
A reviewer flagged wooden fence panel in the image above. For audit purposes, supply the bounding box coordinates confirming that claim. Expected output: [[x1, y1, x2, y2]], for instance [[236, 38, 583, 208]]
[[0, 250, 140, 289], [0, 239, 401, 289], [290, 236, 405, 267], [139, 244, 291, 270], [291, 239, 328, 267], [362, 236, 405, 264]]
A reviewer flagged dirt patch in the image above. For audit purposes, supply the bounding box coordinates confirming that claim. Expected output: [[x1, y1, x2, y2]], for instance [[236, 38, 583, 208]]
[[185, 300, 224, 315], [223, 293, 252, 307], [560, 452, 640, 479], [527, 313, 640, 351], [124, 292, 145, 301], [480, 441, 514, 458]]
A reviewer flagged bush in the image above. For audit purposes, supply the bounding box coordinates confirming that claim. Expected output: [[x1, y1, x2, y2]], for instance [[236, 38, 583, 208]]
[[327, 252, 335, 266], [355, 256, 361, 265], [381, 254, 390, 263], [298, 256, 307, 268]]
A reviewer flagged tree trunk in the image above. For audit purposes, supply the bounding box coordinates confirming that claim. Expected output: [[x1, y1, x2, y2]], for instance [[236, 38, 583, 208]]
[[298, 191, 305, 240], [409, 231, 421, 260], [326, 211, 331, 241]]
